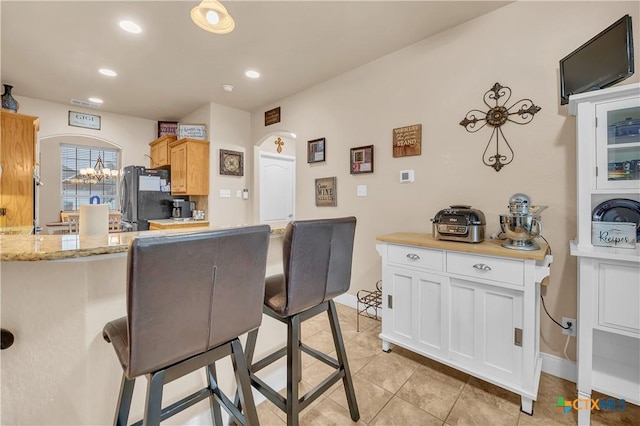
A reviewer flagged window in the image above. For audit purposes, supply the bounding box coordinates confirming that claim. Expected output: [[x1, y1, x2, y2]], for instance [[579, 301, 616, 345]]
[[61, 144, 120, 211]]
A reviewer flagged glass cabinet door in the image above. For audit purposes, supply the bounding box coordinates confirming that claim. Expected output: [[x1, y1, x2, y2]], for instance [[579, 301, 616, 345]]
[[596, 98, 640, 190]]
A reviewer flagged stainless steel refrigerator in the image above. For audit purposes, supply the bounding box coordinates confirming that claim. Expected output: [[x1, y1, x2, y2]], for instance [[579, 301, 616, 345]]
[[120, 166, 176, 231]]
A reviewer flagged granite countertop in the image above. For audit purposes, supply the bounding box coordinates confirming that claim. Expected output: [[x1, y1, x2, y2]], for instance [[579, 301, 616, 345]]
[[1, 225, 286, 261]]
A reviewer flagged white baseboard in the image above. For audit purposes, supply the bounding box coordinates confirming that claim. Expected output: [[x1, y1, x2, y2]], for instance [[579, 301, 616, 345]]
[[540, 351, 577, 383]]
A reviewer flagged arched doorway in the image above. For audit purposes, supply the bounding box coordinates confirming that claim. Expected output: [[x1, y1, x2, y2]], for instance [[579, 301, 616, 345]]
[[253, 131, 297, 225]]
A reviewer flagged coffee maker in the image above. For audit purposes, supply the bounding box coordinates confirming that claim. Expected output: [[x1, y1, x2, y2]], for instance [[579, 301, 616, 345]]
[[172, 199, 192, 219]]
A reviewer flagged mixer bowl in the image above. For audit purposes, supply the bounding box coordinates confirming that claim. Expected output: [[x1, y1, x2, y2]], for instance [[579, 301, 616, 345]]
[[500, 214, 541, 250]]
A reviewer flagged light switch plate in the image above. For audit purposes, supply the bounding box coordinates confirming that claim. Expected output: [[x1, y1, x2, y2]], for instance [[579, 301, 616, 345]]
[[220, 189, 231, 198], [236, 190, 242, 198], [357, 185, 367, 197]]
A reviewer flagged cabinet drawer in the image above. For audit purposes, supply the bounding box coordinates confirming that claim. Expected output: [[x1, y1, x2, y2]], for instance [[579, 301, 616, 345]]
[[446, 252, 524, 286], [388, 244, 443, 271]]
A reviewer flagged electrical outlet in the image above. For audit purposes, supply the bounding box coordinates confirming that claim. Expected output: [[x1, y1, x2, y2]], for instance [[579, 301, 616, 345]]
[[562, 317, 576, 337]]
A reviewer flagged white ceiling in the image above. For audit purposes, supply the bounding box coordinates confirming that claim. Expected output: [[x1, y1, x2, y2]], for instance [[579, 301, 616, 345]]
[[1, 1, 509, 121]]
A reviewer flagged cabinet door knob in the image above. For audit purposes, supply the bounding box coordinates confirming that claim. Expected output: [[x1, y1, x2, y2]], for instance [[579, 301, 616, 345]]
[[406, 253, 420, 261], [473, 263, 492, 271]]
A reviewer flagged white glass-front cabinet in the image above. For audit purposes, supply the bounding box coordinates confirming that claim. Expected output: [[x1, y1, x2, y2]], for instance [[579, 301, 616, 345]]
[[569, 83, 640, 426], [595, 98, 640, 190]]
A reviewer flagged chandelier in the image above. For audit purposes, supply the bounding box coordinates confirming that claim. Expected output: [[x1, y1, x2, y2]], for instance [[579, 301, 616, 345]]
[[79, 154, 118, 183]]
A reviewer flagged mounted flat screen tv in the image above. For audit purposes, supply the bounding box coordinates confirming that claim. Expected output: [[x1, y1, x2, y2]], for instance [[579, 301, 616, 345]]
[[560, 14, 634, 105]]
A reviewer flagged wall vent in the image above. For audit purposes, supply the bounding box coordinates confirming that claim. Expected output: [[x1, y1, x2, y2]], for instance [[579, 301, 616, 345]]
[[70, 99, 101, 109]]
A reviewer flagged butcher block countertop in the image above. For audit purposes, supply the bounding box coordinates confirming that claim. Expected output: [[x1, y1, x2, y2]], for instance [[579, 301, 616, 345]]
[[1, 225, 286, 261], [148, 219, 210, 229], [376, 232, 550, 262]]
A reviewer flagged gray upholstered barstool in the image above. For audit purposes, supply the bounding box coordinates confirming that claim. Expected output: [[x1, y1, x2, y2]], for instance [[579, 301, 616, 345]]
[[103, 226, 270, 426], [243, 217, 359, 426]]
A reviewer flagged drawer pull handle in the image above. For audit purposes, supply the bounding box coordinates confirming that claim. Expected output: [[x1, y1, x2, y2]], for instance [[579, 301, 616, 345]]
[[406, 253, 420, 261], [473, 263, 492, 271]]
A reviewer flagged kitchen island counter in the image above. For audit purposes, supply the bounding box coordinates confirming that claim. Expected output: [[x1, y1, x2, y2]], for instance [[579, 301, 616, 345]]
[[1, 225, 286, 261], [1, 225, 287, 425]]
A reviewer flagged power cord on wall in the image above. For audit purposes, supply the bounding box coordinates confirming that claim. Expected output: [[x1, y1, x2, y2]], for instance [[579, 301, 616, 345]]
[[541, 294, 573, 361]]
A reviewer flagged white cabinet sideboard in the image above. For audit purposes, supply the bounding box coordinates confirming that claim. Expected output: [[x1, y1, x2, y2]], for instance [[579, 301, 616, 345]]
[[569, 83, 640, 426], [377, 233, 552, 415]]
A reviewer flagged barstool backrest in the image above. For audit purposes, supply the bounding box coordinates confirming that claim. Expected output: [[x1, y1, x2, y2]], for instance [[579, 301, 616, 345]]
[[281, 216, 356, 316], [126, 225, 270, 378]]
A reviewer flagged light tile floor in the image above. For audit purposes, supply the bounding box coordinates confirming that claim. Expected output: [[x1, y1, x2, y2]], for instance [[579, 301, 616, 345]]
[[254, 304, 640, 426]]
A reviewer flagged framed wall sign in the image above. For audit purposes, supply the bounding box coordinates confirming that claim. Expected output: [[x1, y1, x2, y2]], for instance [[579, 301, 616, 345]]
[[157, 121, 178, 137], [178, 123, 207, 140], [393, 124, 422, 157], [307, 138, 326, 163], [219, 149, 244, 176], [315, 177, 337, 207], [265, 107, 281, 126], [350, 145, 374, 174], [68, 111, 101, 130]]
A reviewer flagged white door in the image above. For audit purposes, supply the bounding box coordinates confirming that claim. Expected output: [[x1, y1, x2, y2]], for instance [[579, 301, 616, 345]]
[[260, 153, 295, 223]]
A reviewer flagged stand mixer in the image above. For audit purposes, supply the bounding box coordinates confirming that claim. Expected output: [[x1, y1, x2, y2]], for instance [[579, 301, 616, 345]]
[[499, 193, 546, 250]]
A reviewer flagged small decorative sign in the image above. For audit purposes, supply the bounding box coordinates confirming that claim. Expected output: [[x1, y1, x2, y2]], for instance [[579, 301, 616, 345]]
[[157, 121, 178, 137], [315, 177, 337, 207], [592, 222, 636, 248], [393, 124, 421, 157], [265, 107, 281, 126], [178, 123, 207, 140], [350, 145, 374, 174], [68, 111, 101, 130]]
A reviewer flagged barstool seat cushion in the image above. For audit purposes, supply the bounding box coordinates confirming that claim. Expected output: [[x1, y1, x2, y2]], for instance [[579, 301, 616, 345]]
[[264, 274, 287, 315]]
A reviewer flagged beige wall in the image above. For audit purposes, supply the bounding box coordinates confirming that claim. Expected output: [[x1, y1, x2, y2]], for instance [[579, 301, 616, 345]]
[[249, 1, 640, 360], [14, 96, 156, 224]]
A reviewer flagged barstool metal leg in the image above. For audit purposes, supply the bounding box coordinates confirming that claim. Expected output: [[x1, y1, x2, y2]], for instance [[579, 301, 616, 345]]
[[143, 370, 165, 426], [207, 362, 224, 425], [114, 374, 135, 426], [231, 339, 259, 426], [287, 315, 302, 426], [327, 300, 360, 421]]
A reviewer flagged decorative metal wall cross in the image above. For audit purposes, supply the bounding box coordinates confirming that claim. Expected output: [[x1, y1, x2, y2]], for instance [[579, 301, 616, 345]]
[[274, 137, 284, 153], [459, 82, 541, 172]]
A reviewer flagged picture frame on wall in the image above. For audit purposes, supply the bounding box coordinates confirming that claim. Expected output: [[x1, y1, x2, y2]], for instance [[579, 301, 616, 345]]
[[307, 138, 326, 163], [219, 149, 244, 176], [350, 145, 374, 174], [315, 177, 337, 207]]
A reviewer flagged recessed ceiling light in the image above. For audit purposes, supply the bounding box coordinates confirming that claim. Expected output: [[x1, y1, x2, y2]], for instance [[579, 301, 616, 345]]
[[222, 84, 234, 92], [119, 20, 142, 34], [88, 97, 104, 104], [99, 68, 117, 77], [245, 70, 260, 79]]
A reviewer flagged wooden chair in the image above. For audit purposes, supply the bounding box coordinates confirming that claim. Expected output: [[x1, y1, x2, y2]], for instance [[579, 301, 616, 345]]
[[108, 212, 121, 233], [67, 214, 80, 234]]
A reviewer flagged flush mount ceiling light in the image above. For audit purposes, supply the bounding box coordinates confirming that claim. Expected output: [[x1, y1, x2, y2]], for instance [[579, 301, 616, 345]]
[[99, 68, 117, 77], [119, 20, 142, 34], [191, 0, 235, 34]]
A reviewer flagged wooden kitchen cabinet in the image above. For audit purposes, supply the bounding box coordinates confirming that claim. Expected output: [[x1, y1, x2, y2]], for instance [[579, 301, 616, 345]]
[[377, 233, 551, 415], [148, 135, 176, 169], [569, 83, 640, 426], [0, 110, 39, 229], [169, 138, 209, 195]]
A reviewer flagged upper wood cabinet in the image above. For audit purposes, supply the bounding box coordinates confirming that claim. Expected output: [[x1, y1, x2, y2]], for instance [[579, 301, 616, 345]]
[[148, 135, 176, 169], [0, 110, 39, 228], [169, 138, 209, 195]]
